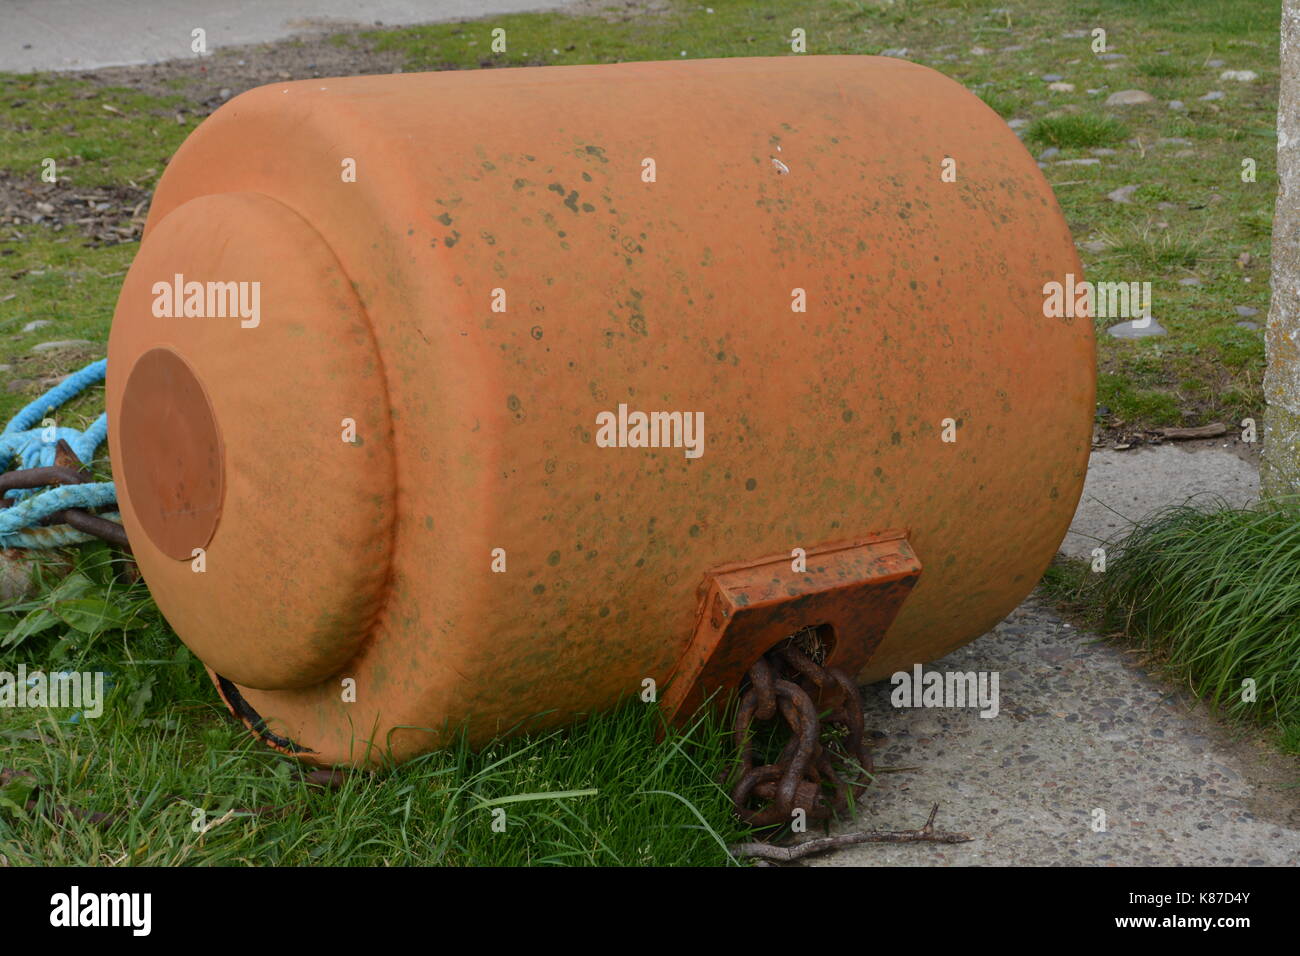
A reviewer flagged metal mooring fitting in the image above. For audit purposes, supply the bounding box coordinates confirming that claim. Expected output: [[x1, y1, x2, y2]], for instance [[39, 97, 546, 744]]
[[660, 532, 921, 725], [106, 55, 1093, 767]]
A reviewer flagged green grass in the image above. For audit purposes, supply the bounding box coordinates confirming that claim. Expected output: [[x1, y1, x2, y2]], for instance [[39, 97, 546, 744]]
[[0, 548, 750, 865], [1136, 57, 1194, 79], [1062, 497, 1300, 754], [0, 77, 189, 188], [1106, 224, 1209, 272], [0, 231, 129, 422], [1096, 371, 1182, 424], [1028, 114, 1130, 149]]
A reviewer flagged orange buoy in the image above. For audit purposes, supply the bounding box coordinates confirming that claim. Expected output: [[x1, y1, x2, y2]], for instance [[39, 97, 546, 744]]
[[107, 56, 1092, 767]]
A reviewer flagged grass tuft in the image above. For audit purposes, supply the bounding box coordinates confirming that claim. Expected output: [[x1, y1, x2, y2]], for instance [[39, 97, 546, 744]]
[[1135, 57, 1193, 78], [1105, 223, 1207, 272], [1086, 496, 1300, 753], [1027, 113, 1130, 149]]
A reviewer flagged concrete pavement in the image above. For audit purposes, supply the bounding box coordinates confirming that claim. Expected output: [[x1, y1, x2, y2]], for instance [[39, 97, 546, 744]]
[[816, 443, 1296, 866]]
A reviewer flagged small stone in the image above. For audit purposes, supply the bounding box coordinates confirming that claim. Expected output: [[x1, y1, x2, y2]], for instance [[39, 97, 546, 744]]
[[1091, 147, 1117, 156], [1169, 100, 1185, 110], [1200, 90, 1225, 101], [1080, 239, 1109, 254], [1174, 149, 1196, 158], [1236, 321, 1261, 331], [1007, 118, 1029, 129], [1049, 81, 1075, 92], [1207, 58, 1225, 68], [1157, 202, 1178, 211], [1108, 318, 1167, 339], [219, 88, 232, 100], [1235, 305, 1259, 317], [1062, 30, 1088, 39], [1158, 137, 1193, 146], [1220, 69, 1258, 82], [1108, 185, 1139, 204], [971, 46, 990, 56], [1042, 73, 1064, 82], [1106, 89, 1155, 105], [30, 339, 92, 352], [1038, 147, 1061, 160], [21, 319, 51, 332], [1178, 277, 1202, 287], [1055, 158, 1101, 166], [881, 48, 909, 57], [1096, 52, 1127, 61]]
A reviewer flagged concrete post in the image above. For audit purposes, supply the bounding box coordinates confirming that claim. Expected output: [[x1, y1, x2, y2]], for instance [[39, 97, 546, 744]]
[[1264, 0, 1300, 495]]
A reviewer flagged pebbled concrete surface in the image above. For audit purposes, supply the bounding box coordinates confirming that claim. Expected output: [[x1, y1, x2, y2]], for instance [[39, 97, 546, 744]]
[[818, 445, 1296, 867], [1061, 444, 1261, 560], [818, 595, 1299, 866], [0, 0, 578, 72]]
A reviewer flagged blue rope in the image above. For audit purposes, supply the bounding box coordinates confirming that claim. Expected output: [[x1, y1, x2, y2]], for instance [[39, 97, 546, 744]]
[[0, 512, 121, 549], [0, 358, 120, 549]]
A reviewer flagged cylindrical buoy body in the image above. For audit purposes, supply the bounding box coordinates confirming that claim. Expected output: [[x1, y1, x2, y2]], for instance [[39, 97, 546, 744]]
[[107, 56, 1092, 766]]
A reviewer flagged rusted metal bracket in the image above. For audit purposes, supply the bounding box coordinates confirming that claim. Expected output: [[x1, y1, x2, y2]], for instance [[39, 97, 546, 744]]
[[661, 532, 922, 724]]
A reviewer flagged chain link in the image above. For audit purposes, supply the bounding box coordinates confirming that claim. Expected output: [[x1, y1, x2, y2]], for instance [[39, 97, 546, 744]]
[[730, 628, 874, 828]]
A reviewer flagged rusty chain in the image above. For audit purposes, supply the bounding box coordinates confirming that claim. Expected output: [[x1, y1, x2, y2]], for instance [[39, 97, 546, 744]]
[[0, 439, 130, 549], [730, 627, 874, 829]]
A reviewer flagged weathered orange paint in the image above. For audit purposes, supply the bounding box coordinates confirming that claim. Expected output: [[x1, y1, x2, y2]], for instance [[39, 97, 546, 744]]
[[106, 56, 1093, 767]]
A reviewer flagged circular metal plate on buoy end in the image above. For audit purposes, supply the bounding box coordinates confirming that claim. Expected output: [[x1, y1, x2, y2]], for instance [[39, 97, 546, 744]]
[[119, 346, 224, 561]]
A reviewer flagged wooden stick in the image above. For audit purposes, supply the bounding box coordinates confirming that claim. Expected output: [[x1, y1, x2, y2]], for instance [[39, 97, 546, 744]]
[[730, 804, 971, 862], [1157, 423, 1227, 440]]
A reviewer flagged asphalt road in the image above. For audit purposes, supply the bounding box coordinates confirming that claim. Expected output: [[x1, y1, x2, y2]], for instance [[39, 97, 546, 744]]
[[0, 0, 577, 72]]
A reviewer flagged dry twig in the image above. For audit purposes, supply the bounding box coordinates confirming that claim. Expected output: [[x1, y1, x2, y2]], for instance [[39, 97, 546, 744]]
[[730, 803, 971, 863]]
